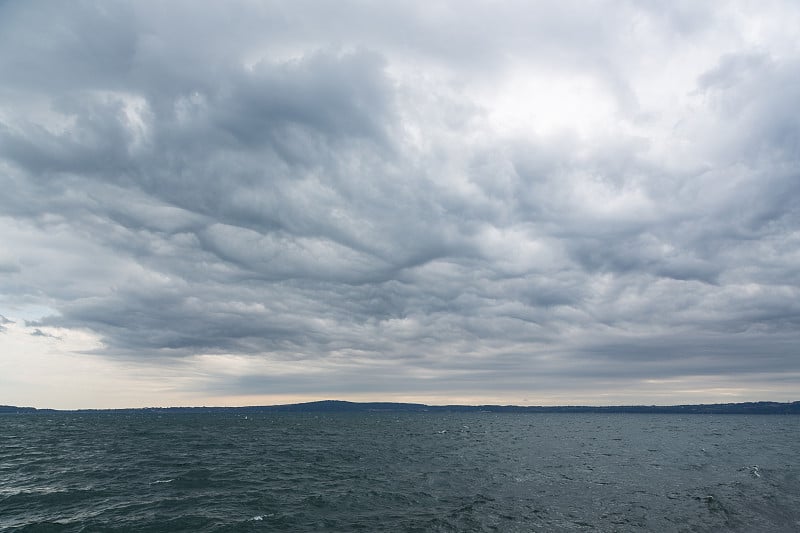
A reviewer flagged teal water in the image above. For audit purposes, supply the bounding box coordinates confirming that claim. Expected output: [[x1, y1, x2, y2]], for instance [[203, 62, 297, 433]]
[[1, 412, 798, 532]]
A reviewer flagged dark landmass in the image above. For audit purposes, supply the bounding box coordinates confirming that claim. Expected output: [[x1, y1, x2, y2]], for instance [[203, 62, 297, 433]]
[[2, 400, 799, 415], [0, 405, 55, 414]]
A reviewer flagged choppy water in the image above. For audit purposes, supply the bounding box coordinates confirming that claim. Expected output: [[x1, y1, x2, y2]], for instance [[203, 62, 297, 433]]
[[1, 412, 798, 532]]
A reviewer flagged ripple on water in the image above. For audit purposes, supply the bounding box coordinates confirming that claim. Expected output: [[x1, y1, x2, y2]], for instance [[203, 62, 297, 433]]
[[0, 412, 799, 532]]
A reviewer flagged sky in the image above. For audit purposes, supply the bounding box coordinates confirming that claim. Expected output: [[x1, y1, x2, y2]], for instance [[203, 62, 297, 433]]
[[1, 1, 799, 409]]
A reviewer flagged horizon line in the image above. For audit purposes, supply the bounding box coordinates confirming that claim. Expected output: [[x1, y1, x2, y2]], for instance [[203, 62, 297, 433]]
[[3, 398, 798, 412]]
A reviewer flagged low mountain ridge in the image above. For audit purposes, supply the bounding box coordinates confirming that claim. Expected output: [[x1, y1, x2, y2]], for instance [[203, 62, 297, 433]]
[[3, 400, 798, 414]]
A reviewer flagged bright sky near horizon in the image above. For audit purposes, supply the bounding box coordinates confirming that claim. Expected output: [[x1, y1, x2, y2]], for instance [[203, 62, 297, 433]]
[[1, 1, 799, 409]]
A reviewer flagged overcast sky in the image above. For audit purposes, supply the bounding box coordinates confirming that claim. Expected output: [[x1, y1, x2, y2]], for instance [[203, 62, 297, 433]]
[[1, 1, 799, 409]]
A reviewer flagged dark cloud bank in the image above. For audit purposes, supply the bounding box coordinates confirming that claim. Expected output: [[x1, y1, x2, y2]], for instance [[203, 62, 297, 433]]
[[1, 1, 798, 403]]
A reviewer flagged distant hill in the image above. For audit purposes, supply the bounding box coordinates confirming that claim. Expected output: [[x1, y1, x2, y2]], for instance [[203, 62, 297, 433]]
[[247, 400, 800, 415], [2, 400, 799, 415], [0, 405, 46, 413]]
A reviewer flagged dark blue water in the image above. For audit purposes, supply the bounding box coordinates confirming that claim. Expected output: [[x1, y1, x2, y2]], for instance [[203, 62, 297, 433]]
[[1, 412, 798, 532]]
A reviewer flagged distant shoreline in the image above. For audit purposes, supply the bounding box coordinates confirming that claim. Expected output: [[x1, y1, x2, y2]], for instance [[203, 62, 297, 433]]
[[2, 400, 799, 415]]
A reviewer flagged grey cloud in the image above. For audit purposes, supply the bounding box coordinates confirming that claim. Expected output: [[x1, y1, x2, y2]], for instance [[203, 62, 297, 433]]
[[696, 54, 800, 162], [0, 2, 138, 93], [572, 330, 800, 377], [566, 234, 721, 284], [213, 51, 392, 147], [696, 53, 769, 92], [1, 1, 799, 402], [0, 262, 21, 274], [30, 328, 60, 340]]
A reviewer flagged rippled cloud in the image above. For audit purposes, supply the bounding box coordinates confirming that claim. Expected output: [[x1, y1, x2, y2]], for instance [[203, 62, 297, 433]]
[[1, 1, 799, 407]]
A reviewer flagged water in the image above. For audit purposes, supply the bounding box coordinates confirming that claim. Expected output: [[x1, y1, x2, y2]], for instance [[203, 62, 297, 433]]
[[1, 412, 798, 532]]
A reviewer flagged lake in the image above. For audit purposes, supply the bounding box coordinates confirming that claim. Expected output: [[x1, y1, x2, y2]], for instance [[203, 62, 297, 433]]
[[1, 412, 798, 531]]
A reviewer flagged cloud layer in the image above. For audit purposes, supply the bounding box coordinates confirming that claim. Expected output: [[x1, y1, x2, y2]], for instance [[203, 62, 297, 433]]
[[1, 1, 799, 406]]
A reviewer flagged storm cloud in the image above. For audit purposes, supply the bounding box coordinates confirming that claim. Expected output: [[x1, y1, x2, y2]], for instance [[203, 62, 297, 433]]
[[1, 1, 798, 407]]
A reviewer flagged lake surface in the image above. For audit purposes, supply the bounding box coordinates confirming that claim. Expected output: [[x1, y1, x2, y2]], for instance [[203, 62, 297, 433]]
[[1, 412, 798, 532]]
